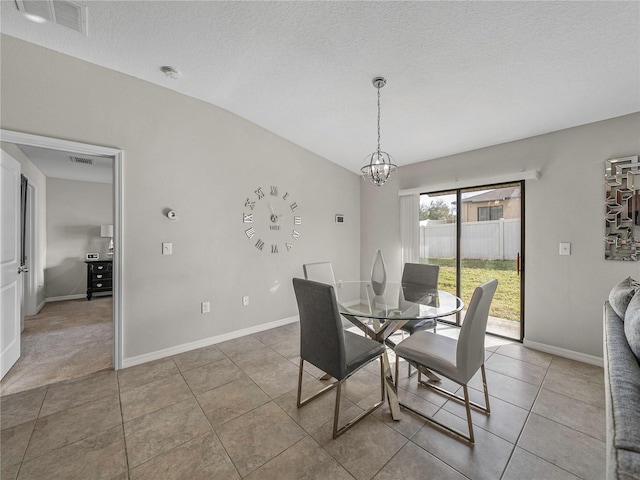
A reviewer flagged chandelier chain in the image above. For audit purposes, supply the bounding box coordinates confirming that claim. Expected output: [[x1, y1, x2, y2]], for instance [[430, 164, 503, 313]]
[[377, 85, 381, 153]]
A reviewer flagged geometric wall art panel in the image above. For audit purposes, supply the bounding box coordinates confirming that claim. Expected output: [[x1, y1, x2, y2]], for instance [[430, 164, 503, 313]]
[[605, 155, 640, 261]]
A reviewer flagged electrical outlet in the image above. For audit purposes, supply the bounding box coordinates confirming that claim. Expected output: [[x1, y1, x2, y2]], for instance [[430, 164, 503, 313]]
[[201, 301, 210, 314], [242, 296, 249, 306], [162, 242, 172, 255], [559, 242, 571, 256]]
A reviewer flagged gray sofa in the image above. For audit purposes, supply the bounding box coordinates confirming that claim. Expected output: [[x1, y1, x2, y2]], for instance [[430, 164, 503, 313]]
[[603, 297, 640, 480]]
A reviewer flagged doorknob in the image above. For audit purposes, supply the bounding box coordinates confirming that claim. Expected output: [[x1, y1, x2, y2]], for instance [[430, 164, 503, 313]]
[[17, 266, 29, 274]]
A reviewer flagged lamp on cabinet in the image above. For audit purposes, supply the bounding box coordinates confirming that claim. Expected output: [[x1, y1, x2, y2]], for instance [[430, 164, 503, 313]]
[[101, 224, 113, 258]]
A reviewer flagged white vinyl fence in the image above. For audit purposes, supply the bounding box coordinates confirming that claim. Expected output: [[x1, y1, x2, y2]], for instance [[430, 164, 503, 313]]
[[420, 218, 520, 260]]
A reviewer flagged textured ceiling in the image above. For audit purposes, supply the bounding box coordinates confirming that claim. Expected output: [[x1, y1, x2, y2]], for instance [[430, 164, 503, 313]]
[[2, 1, 639, 174]]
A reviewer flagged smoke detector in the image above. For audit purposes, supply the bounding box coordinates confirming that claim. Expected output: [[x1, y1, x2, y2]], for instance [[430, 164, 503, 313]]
[[16, 1, 88, 35], [161, 66, 182, 80]]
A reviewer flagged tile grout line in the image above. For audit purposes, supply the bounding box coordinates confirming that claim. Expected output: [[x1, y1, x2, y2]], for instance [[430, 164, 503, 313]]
[[12, 383, 50, 479], [497, 359, 550, 479], [176, 355, 244, 479], [122, 357, 236, 477], [399, 348, 506, 480], [230, 336, 372, 478], [116, 370, 132, 478], [528, 360, 607, 445], [496, 355, 597, 480]]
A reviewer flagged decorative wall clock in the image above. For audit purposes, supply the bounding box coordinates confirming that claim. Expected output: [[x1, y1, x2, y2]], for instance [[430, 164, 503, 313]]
[[242, 185, 301, 254]]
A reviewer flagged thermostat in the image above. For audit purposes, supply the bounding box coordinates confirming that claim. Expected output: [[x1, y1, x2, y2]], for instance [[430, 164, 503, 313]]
[[335, 214, 344, 223], [86, 253, 99, 260]]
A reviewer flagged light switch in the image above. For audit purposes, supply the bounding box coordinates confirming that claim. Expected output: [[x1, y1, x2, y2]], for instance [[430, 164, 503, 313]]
[[162, 242, 173, 255], [559, 242, 571, 256]]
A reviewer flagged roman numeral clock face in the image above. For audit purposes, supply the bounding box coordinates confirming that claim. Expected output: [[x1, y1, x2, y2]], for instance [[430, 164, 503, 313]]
[[243, 186, 301, 254]]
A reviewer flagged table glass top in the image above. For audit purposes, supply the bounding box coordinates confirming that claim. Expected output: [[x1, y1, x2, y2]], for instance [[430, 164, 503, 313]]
[[337, 281, 463, 321]]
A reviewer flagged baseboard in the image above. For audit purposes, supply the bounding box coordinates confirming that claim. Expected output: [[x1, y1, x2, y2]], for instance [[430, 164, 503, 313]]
[[523, 339, 604, 367], [122, 315, 299, 369], [46, 294, 87, 303], [36, 299, 46, 314]]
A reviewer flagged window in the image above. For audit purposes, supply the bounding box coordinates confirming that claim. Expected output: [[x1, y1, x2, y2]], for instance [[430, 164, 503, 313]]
[[478, 205, 503, 221]]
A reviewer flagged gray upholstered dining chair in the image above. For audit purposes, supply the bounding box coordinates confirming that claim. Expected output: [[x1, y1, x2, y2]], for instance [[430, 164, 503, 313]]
[[303, 261, 337, 287], [293, 278, 385, 439], [397, 263, 440, 376], [302, 261, 353, 330], [399, 263, 440, 335], [393, 279, 498, 444]]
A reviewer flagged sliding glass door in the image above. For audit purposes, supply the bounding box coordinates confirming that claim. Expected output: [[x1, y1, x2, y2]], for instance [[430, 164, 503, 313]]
[[419, 190, 458, 323], [420, 181, 524, 341]]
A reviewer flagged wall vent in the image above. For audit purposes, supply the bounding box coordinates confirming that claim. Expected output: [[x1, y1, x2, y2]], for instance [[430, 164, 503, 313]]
[[69, 156, 94, 165], [17, 1, 88, 35]]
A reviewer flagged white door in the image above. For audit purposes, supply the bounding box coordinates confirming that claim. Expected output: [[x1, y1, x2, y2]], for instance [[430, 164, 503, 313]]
[[1, 150, 22, 379]]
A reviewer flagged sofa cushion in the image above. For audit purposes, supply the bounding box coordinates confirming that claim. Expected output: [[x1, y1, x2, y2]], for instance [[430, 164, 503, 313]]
[[624, 291, 640, 360], [609, 277, 638, 319], [617, 449, 640, 480], [604, 304, 640, 455]]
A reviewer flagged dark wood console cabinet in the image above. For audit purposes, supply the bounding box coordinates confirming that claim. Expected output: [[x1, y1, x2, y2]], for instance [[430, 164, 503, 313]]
[[85, 260, 112, 300]]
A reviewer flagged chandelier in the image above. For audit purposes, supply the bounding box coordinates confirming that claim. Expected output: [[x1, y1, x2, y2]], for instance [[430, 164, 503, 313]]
[[360, 76, 397, 187]]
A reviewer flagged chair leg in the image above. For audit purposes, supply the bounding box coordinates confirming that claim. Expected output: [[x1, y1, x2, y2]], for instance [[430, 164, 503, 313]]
[[462, 385, 475, 444], [297, 359, 304, 406], [417, 372, 489, 414], [481, 363, 491, 414], [332, 355, 385, 439], [397, 383, 477, 444], [297, 359, 338, 408], [395, 358, 490, 444], [394, 354, 399, 389], [333, 380, 343, 437], [380, 356, 386, 400]]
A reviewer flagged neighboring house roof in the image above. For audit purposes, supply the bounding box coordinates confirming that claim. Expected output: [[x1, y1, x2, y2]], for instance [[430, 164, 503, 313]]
[[461, 187, 521, 203]]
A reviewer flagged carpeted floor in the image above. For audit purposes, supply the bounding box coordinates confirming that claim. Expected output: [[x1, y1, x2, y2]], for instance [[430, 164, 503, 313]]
[[0, 297, 113, 397]]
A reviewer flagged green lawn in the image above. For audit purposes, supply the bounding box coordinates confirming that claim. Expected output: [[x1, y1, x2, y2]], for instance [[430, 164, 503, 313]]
[[422, 258, 521, 322]]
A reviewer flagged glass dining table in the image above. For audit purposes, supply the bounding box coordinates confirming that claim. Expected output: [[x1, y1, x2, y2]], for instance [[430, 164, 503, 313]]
[[336, 281, 464, 420]]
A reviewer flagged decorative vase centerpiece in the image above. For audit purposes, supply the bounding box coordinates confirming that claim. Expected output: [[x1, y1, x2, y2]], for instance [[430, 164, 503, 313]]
[[370, 249, 387, 295]]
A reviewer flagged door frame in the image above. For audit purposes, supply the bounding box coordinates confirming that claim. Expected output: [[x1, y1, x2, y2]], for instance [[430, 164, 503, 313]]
[[22, 180, 38, 319], [1, 129, 124, 370]]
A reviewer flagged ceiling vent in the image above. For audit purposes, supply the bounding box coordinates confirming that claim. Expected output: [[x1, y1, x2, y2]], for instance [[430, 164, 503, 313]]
[[69, 156, 94, 165], [17, 1, 88, 35]]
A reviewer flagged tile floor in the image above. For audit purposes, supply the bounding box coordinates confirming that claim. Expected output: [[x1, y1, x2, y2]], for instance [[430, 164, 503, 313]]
[[0, 323, 606, 479]]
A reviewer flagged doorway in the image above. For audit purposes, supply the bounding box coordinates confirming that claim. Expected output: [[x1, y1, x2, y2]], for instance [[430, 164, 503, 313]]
[[419, 181, 524, 341], [0, 129, 123, 384]]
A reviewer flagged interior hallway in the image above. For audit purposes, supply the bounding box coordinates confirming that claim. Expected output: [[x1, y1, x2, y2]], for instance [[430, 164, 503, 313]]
[[0, 297, 112, 397]]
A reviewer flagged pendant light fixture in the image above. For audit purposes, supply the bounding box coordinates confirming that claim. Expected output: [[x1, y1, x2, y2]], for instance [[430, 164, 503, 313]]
[[361, 76, 397, 187]]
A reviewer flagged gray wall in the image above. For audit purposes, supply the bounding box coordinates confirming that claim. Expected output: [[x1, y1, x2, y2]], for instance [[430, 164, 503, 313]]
[[46, 178, 112, 299], [1, 35, 360, 361], [361, 112, 640, 359], [0, 142, 47, 309]]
